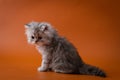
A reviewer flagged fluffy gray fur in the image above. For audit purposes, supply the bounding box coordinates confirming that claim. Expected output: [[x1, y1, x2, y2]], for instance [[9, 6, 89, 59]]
[[24, 21, 106, 77]]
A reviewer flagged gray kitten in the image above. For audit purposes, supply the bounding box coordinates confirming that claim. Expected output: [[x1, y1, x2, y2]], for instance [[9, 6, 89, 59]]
[[24, 21, 106, 77]]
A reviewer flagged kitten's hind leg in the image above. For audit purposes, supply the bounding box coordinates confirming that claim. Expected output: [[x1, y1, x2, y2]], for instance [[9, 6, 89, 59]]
[[53, 65, 73, 74], [54, 69, 73, 74]]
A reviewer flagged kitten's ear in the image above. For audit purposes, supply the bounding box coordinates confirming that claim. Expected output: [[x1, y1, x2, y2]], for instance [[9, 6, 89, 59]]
[[24, 24, 31, 29], [40, 25, 48, 32]]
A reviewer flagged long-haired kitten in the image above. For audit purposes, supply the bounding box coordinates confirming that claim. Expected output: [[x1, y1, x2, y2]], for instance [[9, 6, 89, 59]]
[[24, 21, 106, 77]]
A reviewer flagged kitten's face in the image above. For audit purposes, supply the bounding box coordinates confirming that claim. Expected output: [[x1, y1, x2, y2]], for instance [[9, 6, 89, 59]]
[[25, 21, 56, 46]]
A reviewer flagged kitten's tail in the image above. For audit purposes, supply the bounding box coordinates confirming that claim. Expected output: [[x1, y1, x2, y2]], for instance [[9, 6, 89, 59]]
[[79, 64, 106, 77]]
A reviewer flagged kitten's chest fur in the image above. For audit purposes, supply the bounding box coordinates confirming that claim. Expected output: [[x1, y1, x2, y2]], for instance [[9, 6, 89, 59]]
[[36, 46, 48, 55], [36, 45, 53, 60]]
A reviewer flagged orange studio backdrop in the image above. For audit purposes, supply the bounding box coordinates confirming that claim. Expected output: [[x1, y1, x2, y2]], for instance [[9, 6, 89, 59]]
[[0, 0, 120, 80]]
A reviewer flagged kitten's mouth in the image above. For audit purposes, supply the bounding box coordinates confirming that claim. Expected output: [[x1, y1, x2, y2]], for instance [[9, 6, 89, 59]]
[[35, 42, 50, 46]]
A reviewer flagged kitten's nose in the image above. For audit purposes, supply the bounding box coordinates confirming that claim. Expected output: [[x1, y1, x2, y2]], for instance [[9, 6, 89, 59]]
[[35, 39, 39, 43]]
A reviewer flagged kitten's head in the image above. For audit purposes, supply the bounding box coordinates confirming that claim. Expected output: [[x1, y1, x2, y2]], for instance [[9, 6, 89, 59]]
[[24, 21, 57, 46]]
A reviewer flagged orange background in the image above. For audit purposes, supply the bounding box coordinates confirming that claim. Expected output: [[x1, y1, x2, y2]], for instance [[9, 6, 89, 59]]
[[0, 0, 120, 80]]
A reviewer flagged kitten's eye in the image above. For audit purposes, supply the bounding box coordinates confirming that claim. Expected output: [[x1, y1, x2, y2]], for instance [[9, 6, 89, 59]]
[[38, 37, 42, 40], [31, 36, 34, 39]]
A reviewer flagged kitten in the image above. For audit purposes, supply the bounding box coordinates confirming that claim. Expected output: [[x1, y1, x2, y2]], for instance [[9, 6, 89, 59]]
[[24, 21, 106, 77]]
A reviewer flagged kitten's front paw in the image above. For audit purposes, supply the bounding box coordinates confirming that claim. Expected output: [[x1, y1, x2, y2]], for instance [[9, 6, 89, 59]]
[[37, 66, 47, 72]]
